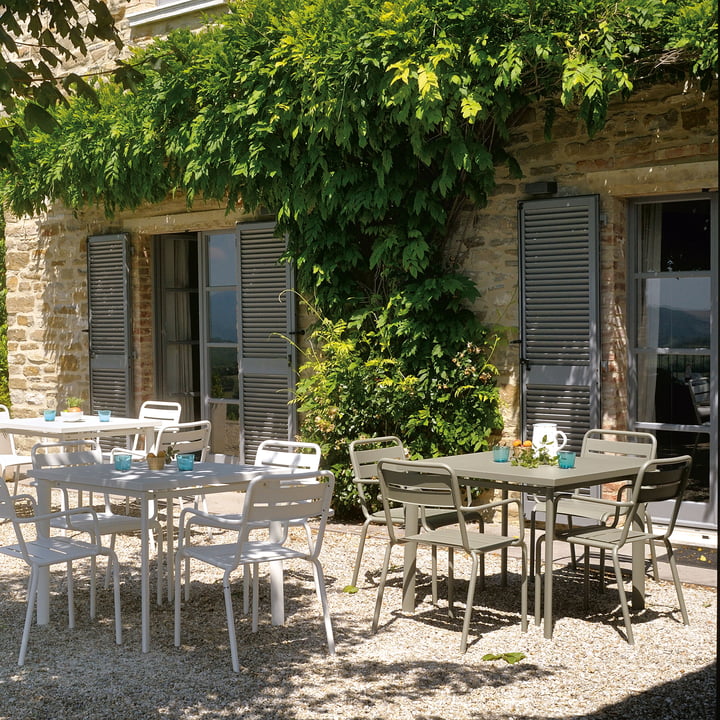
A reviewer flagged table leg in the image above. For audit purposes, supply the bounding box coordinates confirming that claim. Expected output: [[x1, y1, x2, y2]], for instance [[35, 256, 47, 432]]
[[269, 520, 285, 626], [35, 480, 52, 625], [631, 517, 646, 609], [500, 489, 508, 586], [402, 504, 419, 613], [166, 494, 174, 602], [141, 497, 150, 653], [543, 492, 555, 639]]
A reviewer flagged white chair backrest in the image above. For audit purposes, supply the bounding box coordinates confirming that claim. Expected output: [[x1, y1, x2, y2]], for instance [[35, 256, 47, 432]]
[[133, 401, 183, 452], [153, 420, 211, 461], [255, 440, 321, 471], [349, 436, 405, 481], [239, 471, 334, 559], [138, 400, 182, 424], [0, 404, 15, 455], [31, 440, 103, 469], [581, 429, 657, 459]]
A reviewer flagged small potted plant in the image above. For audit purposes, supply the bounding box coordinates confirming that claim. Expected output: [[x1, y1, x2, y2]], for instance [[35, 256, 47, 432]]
[[61, 396, 85, 421]]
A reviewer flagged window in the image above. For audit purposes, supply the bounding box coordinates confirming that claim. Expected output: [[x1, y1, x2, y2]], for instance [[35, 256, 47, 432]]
[[631, 196, 717, 527]]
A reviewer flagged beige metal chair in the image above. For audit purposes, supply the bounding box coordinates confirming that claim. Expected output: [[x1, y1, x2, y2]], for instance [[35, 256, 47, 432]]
[[372, 458, 528, 653], [528, 429, 657, 577], [174, 470, 336, 671], [0, 471, 122, 666], [0, 404, 33, 495], [349, 436, 486, 592], [534, 455, 692, 644]]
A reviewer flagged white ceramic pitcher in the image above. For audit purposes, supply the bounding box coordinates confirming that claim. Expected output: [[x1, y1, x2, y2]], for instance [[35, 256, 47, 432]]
[[531, 423, 567, 457]]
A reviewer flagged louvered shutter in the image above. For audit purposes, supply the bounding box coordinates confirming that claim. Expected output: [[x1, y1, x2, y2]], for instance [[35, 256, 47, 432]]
[[519, 196, 601, 451], [87, 234, 132, 416], [237, 222, 296, 462]]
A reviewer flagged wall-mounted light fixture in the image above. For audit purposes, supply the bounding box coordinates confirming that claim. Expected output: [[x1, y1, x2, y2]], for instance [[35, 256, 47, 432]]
[[524, 181, 558, 195]]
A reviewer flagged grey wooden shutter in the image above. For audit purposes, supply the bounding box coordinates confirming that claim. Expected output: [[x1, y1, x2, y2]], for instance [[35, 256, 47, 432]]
[[87, 234, 132, 416], [519, 196, 601, 451], [237, 222, 296, 462]]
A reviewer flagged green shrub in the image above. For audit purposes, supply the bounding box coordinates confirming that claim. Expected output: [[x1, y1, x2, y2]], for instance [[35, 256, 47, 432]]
[[295, 295, 503, 520]]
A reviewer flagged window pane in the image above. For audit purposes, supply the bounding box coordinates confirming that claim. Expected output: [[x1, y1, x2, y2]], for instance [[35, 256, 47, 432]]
[[639, 200, 711, 272], [637, 277, 711, 349], [208, 402, 240, 456], [209, 347, 239, 400], [208, 290, 237, 343], [207, 233, 236, 287]]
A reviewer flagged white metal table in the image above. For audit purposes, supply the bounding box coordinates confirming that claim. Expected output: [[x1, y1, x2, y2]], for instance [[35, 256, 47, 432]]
[[0, 415, 161, 450], [412, 452, 647, 639], [30, 461, 284, 652]]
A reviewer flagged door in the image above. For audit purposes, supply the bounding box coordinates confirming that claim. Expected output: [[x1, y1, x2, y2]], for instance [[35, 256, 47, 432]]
[[87, 234, 132, 417], [630, 195, 717, 529], [201, 222, 296, 461], [519, 196, 601, 450]]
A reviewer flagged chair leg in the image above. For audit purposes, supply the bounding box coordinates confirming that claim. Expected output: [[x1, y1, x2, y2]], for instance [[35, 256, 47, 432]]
[[664, 540, 690, 626], [534, 535, 544, 625], [567, 517, 578, 570], [19, 569, 39, 666], [529, 509, 537, 577], [104, 534, 116, 590], [611, 548, 634, 645], [582, 547, 590, 611], [519, 543, 528, 633], [222, 572, 240, 673], [89, 556, 96, 620], [350, 520, 371, 587], [107, 550, 122, 646], [372, 543, 394, 633], [251, 563, 260, 633], [67, 561, 75, 629], [242, 566, 251, 614], [460, 554, 479, 653], [311, 558, 336, 654], [431, 546, 438, 605], [641, 507, 660, 581], [174, 551, 184, 647], [447, 548, 455, 618]]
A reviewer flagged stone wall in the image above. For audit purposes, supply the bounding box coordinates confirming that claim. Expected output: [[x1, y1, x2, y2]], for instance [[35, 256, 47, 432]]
[[2, 3, 717, 459], [449, 80, 718, 442]]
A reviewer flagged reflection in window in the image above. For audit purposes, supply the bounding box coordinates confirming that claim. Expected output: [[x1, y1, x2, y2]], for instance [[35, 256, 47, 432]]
[[637, 277, 711, 349], [207, 233, 236, 287], [208, 290, 237, 343], [209, 347, 239, 399]]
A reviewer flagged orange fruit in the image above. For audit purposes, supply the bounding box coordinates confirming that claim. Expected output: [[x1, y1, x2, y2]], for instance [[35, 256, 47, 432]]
[[522, 440, 533, 447], [512, 440, 522, 447], [66, 406, 82, 412]]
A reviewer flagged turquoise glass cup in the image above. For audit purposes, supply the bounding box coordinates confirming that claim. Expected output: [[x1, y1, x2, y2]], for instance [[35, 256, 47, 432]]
[[492, 445, 510, 462], [98, 410, 111, 422], [114, 453, 132, 471], [558, 450, 576, 469], [43, 409, 56, 421], [177, 453, 194, 471]]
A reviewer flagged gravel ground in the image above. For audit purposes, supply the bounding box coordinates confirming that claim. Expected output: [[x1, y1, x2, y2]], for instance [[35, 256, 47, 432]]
[[0, 510, 716, 720]]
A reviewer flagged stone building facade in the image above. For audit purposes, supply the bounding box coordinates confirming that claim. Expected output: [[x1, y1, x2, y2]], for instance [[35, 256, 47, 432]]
[[2, 1, 717, 531]]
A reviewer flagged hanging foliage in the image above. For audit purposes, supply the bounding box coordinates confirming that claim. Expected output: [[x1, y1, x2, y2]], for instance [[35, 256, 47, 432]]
[[0, 0, 715, 512]]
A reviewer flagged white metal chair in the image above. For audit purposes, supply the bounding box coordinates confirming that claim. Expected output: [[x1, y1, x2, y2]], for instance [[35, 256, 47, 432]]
[[534, 455, 692, 644], [372, 458, 528, 653], [31, 441, 164, 599], [181, 439, 322, 609], [174, 470, 336, 671], [0, 473, 122, 666], [0, 404, 32, 495], [528, 429, 657, 577], [108, 400, 182, 461], [349, 436, 485, 592]]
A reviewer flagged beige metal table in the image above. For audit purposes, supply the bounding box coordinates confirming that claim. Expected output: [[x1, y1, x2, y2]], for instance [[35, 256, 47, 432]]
[[411, 451, 647, 639], [30, 461, 284, 652]]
